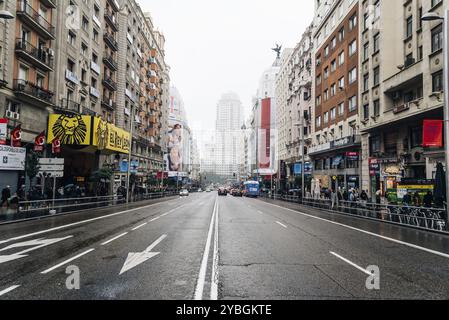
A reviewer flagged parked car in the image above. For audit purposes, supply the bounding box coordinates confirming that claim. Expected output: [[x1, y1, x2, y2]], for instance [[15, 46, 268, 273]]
[[179, 189, 189, 197]]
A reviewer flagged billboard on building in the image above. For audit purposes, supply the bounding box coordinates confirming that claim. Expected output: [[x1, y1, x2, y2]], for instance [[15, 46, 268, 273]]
[[166, 122, 183, 173], [47, 114, 91, 145]]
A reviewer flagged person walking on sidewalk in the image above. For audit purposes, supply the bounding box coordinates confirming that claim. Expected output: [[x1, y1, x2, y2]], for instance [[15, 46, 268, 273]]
[[1, 185, 11, 208]]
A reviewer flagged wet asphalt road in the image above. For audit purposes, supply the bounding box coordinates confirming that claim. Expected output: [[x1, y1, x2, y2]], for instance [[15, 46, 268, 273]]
[[0, 192, 448, 300]]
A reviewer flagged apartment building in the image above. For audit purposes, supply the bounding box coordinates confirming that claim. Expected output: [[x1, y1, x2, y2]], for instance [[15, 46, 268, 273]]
[[359, 0, 446, 201], [276, 25, 314, 191], [0, 0, 56, 191], [311, 0, 361, 191]]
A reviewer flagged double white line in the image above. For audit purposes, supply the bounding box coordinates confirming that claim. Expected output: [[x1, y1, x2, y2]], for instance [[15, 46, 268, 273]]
[[194, 197, 219, 300]]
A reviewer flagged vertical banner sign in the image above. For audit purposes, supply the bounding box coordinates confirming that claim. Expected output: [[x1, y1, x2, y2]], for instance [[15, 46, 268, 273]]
[[10, 125, 22, 147], [52, 139, 61, 154], [0, 118, 7, 145], [259, 98, 271, 170], [34, 131, 46, 152], [423, 120, 443, 148]]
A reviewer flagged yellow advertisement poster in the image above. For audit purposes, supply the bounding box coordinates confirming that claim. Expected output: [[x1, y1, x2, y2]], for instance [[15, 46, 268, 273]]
[[48, 114, 91, 145], [93, 117, 130, 154]]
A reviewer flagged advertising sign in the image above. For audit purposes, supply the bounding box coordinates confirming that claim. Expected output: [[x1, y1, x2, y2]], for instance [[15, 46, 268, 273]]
[[48, 114, 91, 145], [0, 118, 6, 145], [423, 120, 443, 148], [93, 117, 130, 154], [166, 123, 183, 173], [0, 145, 26, 171]]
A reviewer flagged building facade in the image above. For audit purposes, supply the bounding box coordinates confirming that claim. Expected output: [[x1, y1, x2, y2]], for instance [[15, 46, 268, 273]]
[[311, 0, 361, 192]]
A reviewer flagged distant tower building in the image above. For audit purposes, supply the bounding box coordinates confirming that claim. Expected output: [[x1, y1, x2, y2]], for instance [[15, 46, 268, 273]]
[[215, 92, 244, 179]]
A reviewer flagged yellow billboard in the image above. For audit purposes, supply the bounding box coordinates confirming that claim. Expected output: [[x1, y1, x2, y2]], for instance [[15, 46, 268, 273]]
[[93, 117, 130, 154], [48, 114, 91, 145]]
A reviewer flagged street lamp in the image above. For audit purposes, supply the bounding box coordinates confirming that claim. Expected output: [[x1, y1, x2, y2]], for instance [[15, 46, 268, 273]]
[[294, 122, 305, 201], [422, 11, 449, 229], [0, 10, 14, 20]]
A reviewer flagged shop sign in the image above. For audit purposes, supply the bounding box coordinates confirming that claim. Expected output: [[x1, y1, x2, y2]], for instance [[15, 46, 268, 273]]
[[383, 164, 401, 176], [0, 118, 7, 145], [369, 158, 380, 176], [0, 145, 26, 171], [332, 137, 351, 148], [48, 114, 92, 145], [346, 152, 359, 161], [93, 117, 130, 154]]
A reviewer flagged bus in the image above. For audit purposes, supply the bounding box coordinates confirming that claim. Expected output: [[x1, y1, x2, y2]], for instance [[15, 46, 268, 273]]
[[243, 181, 260, 198]]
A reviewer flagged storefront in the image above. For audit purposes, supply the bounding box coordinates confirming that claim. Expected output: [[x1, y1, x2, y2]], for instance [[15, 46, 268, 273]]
[[0, 145, 26, 193]]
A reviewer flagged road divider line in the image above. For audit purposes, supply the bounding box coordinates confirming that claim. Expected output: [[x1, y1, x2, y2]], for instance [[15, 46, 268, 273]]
[[210, 201, 219, 300], [132, 223, 147, 231], [0, 199, 182, 245], [150, 217, 160, 222], [263, 201, 449, 260], [276, 221, 288, 229], [195, 197, 218, 300], [101, 232, 128, 246], [0, 285, 20, 297], [257, 210, 263, 214], [41, 249, 95, 274], [330, 251, 371, 276]]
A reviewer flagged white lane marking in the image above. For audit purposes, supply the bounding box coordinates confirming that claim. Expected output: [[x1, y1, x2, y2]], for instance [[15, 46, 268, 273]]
[[210, 200, 219, 300], [101, 232, 128, 246], [195, 197, 218, 300], [41, 249, 95, 274], [150, 217, 160, 222], [0, 285, 20, 297], [276, 221, 288, 229], [0, 199, 181, 245], [132, 223, 147, 231], [330, 251, 371, 276], [257, 210, 263, 214], [262, 201, 449, 260], [119, 234, 167, 275]]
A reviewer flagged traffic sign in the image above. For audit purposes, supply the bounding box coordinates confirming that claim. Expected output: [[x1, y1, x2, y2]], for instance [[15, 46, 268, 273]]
[[39, 158, 64, 165]]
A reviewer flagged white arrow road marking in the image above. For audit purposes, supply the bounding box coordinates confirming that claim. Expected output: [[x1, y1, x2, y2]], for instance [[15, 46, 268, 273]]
[[330, 251, 372, 276], [0, 236, 73, 264], [119, 234, 167, 275], [0, 285, 21, 297]]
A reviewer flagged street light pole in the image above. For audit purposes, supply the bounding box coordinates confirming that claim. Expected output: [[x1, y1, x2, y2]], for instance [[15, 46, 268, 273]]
[[126, 106, 134, 204], [422, 10, 449, 229]]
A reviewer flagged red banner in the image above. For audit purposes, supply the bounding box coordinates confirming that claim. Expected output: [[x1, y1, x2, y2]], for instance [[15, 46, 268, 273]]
[[34, 131, 46, 152], [423, 120, 443, 148], [10, 125, 21, 147], [52, 139, 61, 154], [0, 118, 7, 145]]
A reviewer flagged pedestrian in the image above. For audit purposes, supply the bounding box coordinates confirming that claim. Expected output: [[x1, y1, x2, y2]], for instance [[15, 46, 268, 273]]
[[423, 191, 433, 208], [343, 188, 349, 201], [413, 191, 421, 207], [331, 189, 338, 210], [360, 190, 368, 202], [376, 189, 382, 204], [402, 192, 412, 206], [1, 185, 11, 208]]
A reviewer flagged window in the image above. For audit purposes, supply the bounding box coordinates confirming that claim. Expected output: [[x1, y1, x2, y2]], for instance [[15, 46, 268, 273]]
[[363, 43, 369, 60], [433, 71, 443, 92], [349, 96, 357, 112], [373, 67, 380, 86], [330, 107, 336, 121], [338, 102, 345, 115], [331, 59, 337, 72], [373, 100, 380, 117], [338, 77, 345, 89], [363, 73, 369, 91], [324, 46, 329, 57], [331, 37, 336, 49], [316, 95, 322, 105], [363, 104, 369, 120], [349, 14, 357, 30], [68, 31, 76, 45], [324, 67, 329, 79], [338, 27, 345, 41], [324, 89, 329, 101], [331, 83, 336, 96], [338, 51, 345, 65], [349, 40, 357, 56], [373, 33, 380, 52], [316, 74, 322, 85], [432, 24, 443, 53], [324, 112, 329, 124], [370, 135, 381, 156], [349, 67, 357, 84], [316, 116, 322, 128], [406, 16, 413, 38]]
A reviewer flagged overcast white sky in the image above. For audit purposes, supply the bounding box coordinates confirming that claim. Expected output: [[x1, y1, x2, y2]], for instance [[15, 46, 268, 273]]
[[139, 0, 314, 134]]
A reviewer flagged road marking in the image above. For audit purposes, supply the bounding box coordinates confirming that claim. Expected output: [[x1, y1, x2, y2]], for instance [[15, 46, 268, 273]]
[[330, 251, 371, 276], [101, 232, 128, 246], [195, 197, 218, 300], [0, 199, 181, 245], [150, 217, 160, 222], [41, 249, 95, 274], [0, 236, 73, 264], [119, 234, 167, 275], [210, 201, 219, 300], [132, 223, 147, 231], [263, 201, 449, 260], [257, 210, 263, 214], [276, 221, 288, 229], [0, 285, 20, 297]]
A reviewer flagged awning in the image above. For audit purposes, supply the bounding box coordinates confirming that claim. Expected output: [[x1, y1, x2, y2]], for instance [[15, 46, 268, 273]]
[[332, 156, 343, 166]]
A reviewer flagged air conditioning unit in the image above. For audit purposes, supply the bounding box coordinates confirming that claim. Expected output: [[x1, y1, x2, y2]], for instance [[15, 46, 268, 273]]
[[6, 110, 19, 120], [409, 147, 424, 164]]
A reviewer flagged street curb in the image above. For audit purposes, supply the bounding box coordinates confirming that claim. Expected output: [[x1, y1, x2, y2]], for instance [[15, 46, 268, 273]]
[[0, 196, 177, 226]]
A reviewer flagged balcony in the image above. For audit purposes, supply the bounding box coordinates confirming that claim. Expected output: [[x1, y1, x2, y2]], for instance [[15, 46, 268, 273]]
[[102, 98, 116, 111], [15, 39, 53, 71], [104, 11, 119, 32], [107, 0, 120, 12], [103, 77, 117, 91], [13, 79, 54, 106], [16, 0, 55, 40], [103, 53, 118, 71], [56, 99, 81, 114], [104, 32, 118, 51], [40, 0, 56, 8]]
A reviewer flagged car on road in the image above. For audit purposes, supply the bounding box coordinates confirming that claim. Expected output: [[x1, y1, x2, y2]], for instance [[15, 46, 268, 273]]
[[198, 188, 203, 192], [179, 189, 189, 197], [231, 189, 243, 197], [205, 188, 211, 192], [218, 187, 228, 196]]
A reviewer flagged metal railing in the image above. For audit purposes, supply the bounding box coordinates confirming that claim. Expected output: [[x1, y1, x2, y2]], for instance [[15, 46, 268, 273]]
[[16, 0, 56, 38], [15, 39, 53, 69], [261, 193, 447, 233], [13, 79, 55, 104]]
